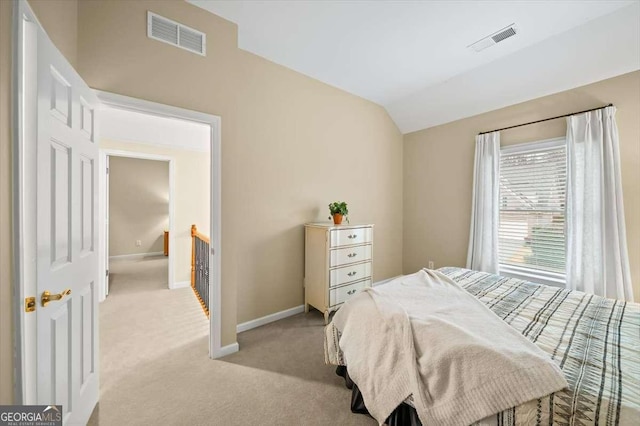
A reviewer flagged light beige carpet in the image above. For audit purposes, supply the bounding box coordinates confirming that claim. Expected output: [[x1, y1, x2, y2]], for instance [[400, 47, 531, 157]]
[[89, 256, 374, 426]]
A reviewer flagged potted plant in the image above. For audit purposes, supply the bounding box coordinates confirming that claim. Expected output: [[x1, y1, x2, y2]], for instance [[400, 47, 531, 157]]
[[328, 201, 349, 225]]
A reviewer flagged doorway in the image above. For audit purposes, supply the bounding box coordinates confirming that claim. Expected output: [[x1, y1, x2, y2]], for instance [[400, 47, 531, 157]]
[[106, 155, 171, 297], [95, 93, 223, 360], [94, 104, 216, 423], [100, 149, 176, 298]]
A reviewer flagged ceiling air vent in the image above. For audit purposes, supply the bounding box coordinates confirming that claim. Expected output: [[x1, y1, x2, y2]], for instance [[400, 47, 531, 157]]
[[147, 11, 206, 56], [468, 24, 517, 52]]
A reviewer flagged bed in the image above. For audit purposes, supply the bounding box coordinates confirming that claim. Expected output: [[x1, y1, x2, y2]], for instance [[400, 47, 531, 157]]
[[325, 267, 640, 425]]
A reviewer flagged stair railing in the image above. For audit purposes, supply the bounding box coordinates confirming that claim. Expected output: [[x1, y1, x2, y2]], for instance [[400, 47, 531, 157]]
[[191, 224, 210, 318]]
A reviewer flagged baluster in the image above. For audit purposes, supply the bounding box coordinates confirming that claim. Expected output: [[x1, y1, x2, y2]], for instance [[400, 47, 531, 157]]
[[202, 239, 206, 311], [197, 239, 202, 302], [195, 239, 198, 295], [201, 239, 205, 310], [198, 239, 201, 299], [190, 230, 212, 318], [204, 240, 209, 313]]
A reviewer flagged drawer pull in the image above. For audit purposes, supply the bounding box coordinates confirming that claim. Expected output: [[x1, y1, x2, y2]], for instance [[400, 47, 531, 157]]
[[347, 253, 358, 258], [348, 234, 358, 239], [347, 289, 357, 295], [347, 271, 357, 277]]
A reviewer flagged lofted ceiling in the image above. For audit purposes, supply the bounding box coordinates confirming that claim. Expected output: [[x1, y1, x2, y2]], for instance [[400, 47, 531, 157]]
[[188, 0, 640, 133]]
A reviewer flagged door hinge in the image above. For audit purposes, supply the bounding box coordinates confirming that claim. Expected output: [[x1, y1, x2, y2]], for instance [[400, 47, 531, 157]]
[[106, 269, 109, 277], [25, 296, 36, 313], [106, 167, 109, 175]]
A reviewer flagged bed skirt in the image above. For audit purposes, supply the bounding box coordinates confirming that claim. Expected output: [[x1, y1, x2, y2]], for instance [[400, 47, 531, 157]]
[[336, 365, 422, 426]]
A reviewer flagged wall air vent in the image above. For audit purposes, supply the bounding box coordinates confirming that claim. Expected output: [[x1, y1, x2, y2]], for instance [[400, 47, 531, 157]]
[[147, 11, 206, 56], [468, 24, 517, 52]]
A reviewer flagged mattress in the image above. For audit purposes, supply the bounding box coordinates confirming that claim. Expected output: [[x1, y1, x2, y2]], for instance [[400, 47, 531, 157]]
[[325, 267, 640, 425]]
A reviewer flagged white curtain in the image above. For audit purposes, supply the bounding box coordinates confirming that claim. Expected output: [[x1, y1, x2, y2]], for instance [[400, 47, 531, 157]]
[[566, 106, 633, 301], [466, 132, 500, 274]]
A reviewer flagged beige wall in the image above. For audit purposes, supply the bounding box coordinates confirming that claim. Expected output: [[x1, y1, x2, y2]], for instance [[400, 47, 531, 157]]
[[403, 71, 640, 301], [0, 0, 402, 399], [29, 0, 77, 67], [76, 1, 404, 345], [103, 140, 210, 284], [0, 0, 13, 406], [109, 156, 170, 257]]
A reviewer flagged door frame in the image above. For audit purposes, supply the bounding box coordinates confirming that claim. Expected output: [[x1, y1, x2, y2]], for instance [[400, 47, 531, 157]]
[[12, 0, 224, 403], [12, 0, 39, 404], [99, 149, 176, 299], [93, 91, 223, 362]]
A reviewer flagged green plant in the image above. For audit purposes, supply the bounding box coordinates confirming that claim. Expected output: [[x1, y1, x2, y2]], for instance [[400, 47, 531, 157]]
[[328, 201, 349, 223]]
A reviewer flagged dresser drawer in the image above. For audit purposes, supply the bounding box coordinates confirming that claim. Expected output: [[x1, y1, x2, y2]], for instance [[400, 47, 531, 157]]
[[330, 261, 372, 287], [330, 279, 371, 307], [330, 244, 372, 267], [330, 227, 372, 248]]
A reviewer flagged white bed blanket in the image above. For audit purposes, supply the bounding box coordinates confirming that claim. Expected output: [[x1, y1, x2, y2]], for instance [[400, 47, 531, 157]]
[[331, 269, 568, 426]]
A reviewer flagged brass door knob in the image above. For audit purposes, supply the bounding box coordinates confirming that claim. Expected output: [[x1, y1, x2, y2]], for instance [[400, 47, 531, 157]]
[[41, 289, 71, 307]]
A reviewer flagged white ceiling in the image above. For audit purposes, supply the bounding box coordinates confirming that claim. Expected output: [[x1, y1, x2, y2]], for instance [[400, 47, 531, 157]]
[[101, 106, 211, 152], [189, 0, 640, 133]]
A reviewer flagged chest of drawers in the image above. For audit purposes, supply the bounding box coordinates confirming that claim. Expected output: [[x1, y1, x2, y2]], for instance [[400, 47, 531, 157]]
[[304, 223, 374, 324]]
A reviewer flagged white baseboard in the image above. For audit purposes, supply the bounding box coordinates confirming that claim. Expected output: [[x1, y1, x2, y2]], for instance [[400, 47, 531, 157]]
[[212, 342, 239, 358], [170, 280, 190, 290], [109, 252, 164, 261], [236, 304, 305, 333]]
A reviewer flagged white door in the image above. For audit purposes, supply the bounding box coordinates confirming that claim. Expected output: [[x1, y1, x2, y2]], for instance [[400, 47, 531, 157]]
[[36, 19, 100, 425]]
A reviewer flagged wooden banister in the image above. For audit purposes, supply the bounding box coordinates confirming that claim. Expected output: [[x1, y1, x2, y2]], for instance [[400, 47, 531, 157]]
[[191, 224, 210, 243]]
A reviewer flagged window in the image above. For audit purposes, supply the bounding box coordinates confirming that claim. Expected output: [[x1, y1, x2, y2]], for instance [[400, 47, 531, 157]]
[[499, 138, 566, 284]]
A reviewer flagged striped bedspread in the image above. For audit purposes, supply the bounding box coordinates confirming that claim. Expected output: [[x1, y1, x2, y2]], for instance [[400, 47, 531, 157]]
[[326, 267, 640, 425]]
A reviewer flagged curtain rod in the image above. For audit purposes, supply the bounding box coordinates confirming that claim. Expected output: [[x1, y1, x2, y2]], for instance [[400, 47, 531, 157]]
[[478, 103, 613, 135]]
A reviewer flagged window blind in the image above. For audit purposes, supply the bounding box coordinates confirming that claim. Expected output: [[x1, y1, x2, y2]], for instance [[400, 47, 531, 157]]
[[499, 143, 567, 275]]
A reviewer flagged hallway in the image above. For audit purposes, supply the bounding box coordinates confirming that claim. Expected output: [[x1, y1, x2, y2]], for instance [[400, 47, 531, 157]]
[[98, 257, 209, 408]]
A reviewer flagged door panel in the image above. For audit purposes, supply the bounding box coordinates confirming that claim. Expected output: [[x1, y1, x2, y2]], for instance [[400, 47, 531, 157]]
[[80, 156, 94, 255], [36, 19, 99, 425], [80, 283, 95, 385], [50, 67, 72, 126], [80, 99, 94, 141], [50, 301, 71, 414], [50, 140, 71, 267]]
